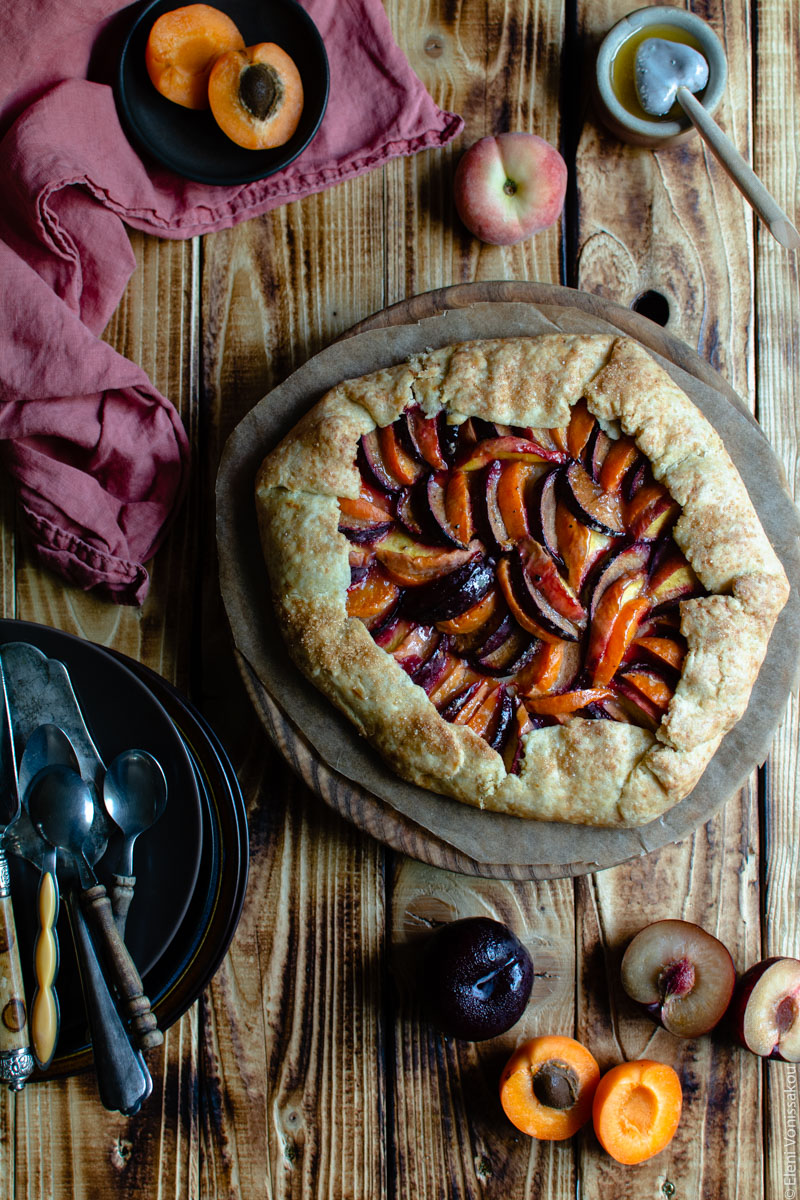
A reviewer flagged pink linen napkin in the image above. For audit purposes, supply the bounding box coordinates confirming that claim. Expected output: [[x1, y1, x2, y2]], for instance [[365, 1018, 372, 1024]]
[[0, 0, 463, 603]]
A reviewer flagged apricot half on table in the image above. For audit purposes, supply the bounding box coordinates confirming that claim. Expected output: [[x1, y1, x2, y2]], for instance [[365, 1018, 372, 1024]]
[[208, 44, 304, 150], [145, 4, 245, 109], [592, 1060, 682, 1165], [500, 1036, 600, 1140]]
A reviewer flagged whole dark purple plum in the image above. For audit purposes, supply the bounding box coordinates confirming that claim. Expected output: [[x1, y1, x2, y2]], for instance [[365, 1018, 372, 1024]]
[[422, 916, 534, 1040]]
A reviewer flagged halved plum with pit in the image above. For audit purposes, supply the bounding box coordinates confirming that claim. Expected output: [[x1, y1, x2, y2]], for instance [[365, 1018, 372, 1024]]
[[620, 919, 735, 1038]]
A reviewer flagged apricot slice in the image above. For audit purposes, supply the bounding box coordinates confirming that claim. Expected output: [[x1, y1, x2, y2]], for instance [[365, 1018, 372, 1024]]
[[145, 4, 245, 110], [208, 43, 304, 150]]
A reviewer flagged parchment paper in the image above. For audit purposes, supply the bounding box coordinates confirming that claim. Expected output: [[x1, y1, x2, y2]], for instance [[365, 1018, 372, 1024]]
[[216, 301, 800, 874]]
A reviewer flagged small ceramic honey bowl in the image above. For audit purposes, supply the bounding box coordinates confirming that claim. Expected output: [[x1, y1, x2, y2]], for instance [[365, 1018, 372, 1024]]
[[594, 6, 727, 147]]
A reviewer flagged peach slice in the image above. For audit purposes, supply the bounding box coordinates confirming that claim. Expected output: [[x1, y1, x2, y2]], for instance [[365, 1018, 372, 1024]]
[[585, 570, 648, 683], [525, 688, 612, 717], [445, 469, 475, 548], [391, 624, 438, 675], [599, 437, 640, 493], [620, 919, 736, 1038], [346, 566, 400, 628], [628, 635, 687, 673], [378, 423, 425, 487], [502, 702, 535, 773], [519, 539, 586, 627], [649, 549, 702, 607], [404, 407, 449, 470], [435, 587, 499, 635], [456, 435, 561, 471], [496, 461, 535, 542], [626, 483, 680, 540], [555, 501, 612, 595], [566, 399, 597, 462], [730, 958, 800, 1061], [375, 531, 479, 586]]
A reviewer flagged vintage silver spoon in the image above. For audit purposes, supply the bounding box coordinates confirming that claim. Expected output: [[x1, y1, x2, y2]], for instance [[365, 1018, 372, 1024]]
[[635, 37, 800, 250], [102, 750, 168, 937], [27, 764, 151, 1114], [28, 764, 162, 1053]]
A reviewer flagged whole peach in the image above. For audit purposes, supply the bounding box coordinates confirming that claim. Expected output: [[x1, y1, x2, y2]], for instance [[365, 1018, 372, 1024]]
[[453, 133, 567, 245]]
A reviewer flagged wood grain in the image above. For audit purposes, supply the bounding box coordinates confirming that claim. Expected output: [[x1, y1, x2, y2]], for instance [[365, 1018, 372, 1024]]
[[753, 2, 800, 1197], [0, 0, 793, 1194], [574, 2, 764, 1197]]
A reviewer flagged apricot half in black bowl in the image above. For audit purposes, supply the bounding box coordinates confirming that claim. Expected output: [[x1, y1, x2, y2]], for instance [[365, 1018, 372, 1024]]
[[422, 916, 534, 1040]]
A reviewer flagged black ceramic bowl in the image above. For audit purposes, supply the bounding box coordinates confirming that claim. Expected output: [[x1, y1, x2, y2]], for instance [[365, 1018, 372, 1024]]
[[115, 0, 329, 184]]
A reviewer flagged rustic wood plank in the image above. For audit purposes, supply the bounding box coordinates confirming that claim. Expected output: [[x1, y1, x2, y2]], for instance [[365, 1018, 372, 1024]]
[[574, 0, 763, 1191], [576, 784, 762, 1195], [752, 2, 800, 1196], [575, 0, 755, 399], [383, 2, 575, 1197], [197, 174, 390, 1197], [390, 864, 576, 1200]]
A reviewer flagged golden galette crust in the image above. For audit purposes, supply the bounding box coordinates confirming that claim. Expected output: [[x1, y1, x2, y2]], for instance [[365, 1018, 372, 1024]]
[[255, 336, 789, 827]]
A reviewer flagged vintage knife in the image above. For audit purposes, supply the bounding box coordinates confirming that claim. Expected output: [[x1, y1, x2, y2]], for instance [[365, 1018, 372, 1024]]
[[0, 659, 34, 1090]]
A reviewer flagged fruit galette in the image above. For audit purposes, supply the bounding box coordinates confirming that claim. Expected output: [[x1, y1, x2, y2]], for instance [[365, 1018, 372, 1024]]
[[255, 336, 789, 827]]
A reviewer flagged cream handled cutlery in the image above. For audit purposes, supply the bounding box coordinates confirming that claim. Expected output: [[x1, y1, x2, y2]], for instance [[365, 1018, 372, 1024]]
[[0, 661, 34, 1091]]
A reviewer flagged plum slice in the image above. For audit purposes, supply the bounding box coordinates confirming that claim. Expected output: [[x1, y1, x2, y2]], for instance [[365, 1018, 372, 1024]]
[[358, 429, 403, 493], [529, 468, 563, 565], [503, 553, 582, 642], [404, 406, 449, 470], [421, 473, 470, 548], [562, 462, 625, 537], [401, 556, 494, 623], [475, 627, 538, 677], [588, 541, 652, 616], [620, 919, 735, 1038], [730, 957, 800, 1061]]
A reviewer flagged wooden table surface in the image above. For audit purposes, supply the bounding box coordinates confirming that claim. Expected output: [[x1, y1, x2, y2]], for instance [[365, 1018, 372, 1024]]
[[2, 0, 799, 1196]]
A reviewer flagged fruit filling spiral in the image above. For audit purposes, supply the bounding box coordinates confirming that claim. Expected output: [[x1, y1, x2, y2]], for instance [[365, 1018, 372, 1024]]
[[340, 401, 703, 775]]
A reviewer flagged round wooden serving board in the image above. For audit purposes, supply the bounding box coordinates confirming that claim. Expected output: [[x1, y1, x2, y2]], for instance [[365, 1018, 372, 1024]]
[[217, 282, 800, 879]]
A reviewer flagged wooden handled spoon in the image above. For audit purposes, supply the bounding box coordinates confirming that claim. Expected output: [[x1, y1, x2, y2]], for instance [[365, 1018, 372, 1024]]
[[635, 38, 800, 250]]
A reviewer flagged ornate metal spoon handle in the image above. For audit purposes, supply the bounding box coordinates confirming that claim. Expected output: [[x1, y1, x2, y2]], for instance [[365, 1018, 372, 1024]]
[[0, 850, 34, 1090]]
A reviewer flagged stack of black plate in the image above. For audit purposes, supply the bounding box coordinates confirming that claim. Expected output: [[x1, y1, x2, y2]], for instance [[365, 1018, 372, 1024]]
[[0, 620, 248, 1079]]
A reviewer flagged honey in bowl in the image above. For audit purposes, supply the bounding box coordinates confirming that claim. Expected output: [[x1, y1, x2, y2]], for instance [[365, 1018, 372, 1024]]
[[611, 24, 707, 123]]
